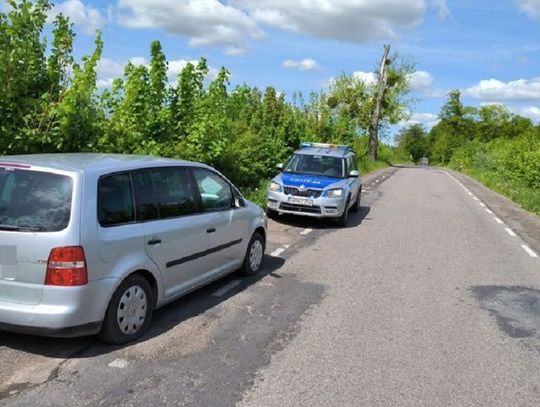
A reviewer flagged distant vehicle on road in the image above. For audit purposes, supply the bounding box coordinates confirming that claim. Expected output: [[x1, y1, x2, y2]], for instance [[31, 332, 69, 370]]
[[267, 142, 362, 226], [0, 154, 267, 344], [419, 157, 429, 166]]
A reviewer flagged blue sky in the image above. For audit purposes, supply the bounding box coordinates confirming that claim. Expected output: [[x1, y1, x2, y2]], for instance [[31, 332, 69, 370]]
[[11, 0, 540, 129]]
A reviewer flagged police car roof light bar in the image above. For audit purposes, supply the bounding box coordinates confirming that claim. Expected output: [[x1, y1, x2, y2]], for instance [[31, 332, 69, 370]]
[[300, 142, 352, 152]]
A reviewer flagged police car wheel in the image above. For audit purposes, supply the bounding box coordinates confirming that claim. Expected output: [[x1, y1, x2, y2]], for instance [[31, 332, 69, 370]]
[[336, 196, 350, 227], [350, 187, 361, 213]]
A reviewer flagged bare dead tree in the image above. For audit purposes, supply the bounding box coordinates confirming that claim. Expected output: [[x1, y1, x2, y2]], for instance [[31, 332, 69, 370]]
[[368, 44, 391, 161]]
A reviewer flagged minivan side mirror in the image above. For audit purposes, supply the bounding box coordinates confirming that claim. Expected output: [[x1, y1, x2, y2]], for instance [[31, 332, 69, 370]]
[[235, 195, 246, 208], [276, 163, 283, 170], [349, 170, 359, 178]]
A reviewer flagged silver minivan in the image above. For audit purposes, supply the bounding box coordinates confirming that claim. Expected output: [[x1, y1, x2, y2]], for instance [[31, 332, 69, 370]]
[[0, 154, 267, 344]]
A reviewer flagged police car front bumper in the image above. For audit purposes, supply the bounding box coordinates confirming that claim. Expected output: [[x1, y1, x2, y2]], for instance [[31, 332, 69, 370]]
[[267, 190, 347, 218]]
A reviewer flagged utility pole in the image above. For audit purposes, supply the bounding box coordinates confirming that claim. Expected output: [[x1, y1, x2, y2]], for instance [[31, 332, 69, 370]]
[[368, 44, 391, 161]]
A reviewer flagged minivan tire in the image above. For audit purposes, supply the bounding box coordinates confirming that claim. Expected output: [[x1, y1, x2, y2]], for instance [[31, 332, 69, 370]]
[[240, 232, 265, 276], [99, 274, 154, 345]]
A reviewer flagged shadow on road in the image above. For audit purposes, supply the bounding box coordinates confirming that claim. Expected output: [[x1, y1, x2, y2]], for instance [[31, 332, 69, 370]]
[[269, 204, 371, 230], [0, 255, 286, 358]]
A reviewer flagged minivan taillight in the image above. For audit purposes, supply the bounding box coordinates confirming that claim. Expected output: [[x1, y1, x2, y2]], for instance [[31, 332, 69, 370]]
[[45, 246, 88, 286]]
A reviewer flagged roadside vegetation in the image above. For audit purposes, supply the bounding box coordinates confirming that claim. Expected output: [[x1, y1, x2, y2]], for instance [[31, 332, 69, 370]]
[[396, 91, 540, 215], [1, 0, 412, 203]]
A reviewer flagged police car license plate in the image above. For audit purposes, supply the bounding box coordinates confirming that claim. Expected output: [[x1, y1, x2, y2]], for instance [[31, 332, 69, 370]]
[[288, 197, 313, 206]]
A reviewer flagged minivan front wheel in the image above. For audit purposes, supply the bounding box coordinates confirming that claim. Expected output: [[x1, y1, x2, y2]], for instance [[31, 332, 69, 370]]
[[99, 274, 154, 345], [240, 232, 265, 276]]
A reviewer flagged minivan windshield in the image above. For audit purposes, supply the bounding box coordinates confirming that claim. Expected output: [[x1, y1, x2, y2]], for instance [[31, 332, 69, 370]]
[[0, 168, 73, 232], [283, 154, 345, 178]]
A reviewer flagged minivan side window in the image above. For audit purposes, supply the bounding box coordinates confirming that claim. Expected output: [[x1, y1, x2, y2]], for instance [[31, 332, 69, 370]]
[[192, 168, 233, 212], [98, 173, 135, 227], [132, 170, 159, 221], [151, 167, 197, 219]]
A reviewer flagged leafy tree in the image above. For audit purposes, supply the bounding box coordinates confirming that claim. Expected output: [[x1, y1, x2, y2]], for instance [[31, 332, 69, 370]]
[[56, 32, 103, 152], [397, 124, 429, 163], [0, 0, 51, 153]]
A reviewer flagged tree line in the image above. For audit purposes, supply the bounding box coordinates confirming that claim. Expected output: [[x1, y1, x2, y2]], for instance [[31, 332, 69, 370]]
[[397, 90, 540, 214], [1, 0, 414, 193]]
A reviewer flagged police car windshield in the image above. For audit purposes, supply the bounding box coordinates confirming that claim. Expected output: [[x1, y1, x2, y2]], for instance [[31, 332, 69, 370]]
[[283, 154, 345, 178]]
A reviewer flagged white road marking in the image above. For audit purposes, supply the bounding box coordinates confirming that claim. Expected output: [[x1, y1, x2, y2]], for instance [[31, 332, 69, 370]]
[[109, 359, 129, 369], [300, 228, 313, 235], [211, 280, 241, 297], [521, 245, 539, 258], [271, 248, 286, 257], [448, 171, 538, 260]]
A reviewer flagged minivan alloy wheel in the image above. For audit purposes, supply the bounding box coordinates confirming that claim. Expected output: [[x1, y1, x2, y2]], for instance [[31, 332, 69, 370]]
[[117, 285, 148, 334], [249, 239, 264, 272]]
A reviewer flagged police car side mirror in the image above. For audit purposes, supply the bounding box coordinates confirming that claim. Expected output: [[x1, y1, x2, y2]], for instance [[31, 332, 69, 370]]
[[349, 170, 359, 178], [276, 163, 283, 170]]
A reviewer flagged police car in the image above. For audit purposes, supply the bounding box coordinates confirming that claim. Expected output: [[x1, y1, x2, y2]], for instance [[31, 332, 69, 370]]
[[266, 142, 362, 226]]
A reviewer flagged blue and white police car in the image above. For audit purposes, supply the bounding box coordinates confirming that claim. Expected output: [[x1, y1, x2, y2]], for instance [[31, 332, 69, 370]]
[[266, 142, 362, 226]]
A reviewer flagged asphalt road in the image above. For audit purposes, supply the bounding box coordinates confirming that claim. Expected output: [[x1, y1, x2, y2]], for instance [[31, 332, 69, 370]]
[[1, 167, 539, 407]]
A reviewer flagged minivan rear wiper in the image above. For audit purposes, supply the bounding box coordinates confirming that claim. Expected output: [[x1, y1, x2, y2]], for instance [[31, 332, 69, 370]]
[[0, 224, 42, 232]]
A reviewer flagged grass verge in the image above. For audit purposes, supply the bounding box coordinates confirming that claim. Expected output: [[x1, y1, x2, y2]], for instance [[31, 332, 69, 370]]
[[458, 168, 540, 216]]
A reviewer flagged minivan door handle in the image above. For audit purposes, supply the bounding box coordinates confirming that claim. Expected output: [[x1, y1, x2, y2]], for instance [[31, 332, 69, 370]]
[[147, 237, 162, 246], [206, 227, 216, 234]]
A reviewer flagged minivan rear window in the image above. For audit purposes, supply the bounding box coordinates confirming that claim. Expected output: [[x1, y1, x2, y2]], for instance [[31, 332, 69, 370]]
[[0, 168, 73, 232]]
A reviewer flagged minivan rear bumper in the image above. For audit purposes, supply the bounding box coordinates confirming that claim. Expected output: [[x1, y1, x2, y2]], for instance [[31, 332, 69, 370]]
[[0, 320, 102, 338], [0, 278, 117, 337]]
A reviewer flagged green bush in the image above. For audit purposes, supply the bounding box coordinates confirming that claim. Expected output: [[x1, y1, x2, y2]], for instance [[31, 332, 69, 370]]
[[450, 132, 540, 215]]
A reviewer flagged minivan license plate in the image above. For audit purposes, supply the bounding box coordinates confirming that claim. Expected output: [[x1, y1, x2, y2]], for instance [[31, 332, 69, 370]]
[[288, 197, 313, 206]]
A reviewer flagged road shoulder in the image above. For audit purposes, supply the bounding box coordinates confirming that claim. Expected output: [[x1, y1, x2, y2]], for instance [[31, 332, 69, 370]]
[[447, 169, 540, 254]]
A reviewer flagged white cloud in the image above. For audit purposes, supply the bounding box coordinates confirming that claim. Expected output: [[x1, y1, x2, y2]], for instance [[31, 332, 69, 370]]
[[233, 0, 426, 43], [401, 112, 439, 129], [408, 70, 434, 91], [282, 58, 320, 71], [97, 57, 219, 88], [117, 0, 262, 55], [129, 57, 147, 67], [516, 0, 540, 20], [352, 71, 378, 86], [510, 105, 540, 121], [431, 0, 450, 19], [51, 0, 105, 35], [97, 58, 125, 88], [463, 77, 540, 102]]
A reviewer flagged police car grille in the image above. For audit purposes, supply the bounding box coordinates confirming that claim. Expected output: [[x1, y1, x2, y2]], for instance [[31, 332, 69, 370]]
[[279, 203, 322, 214], [283, 187, 323, 198]]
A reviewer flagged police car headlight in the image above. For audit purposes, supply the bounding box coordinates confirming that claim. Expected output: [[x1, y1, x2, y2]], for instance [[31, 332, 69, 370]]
[[269, 181, 282, 192], [326, 188, 343, 198]]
